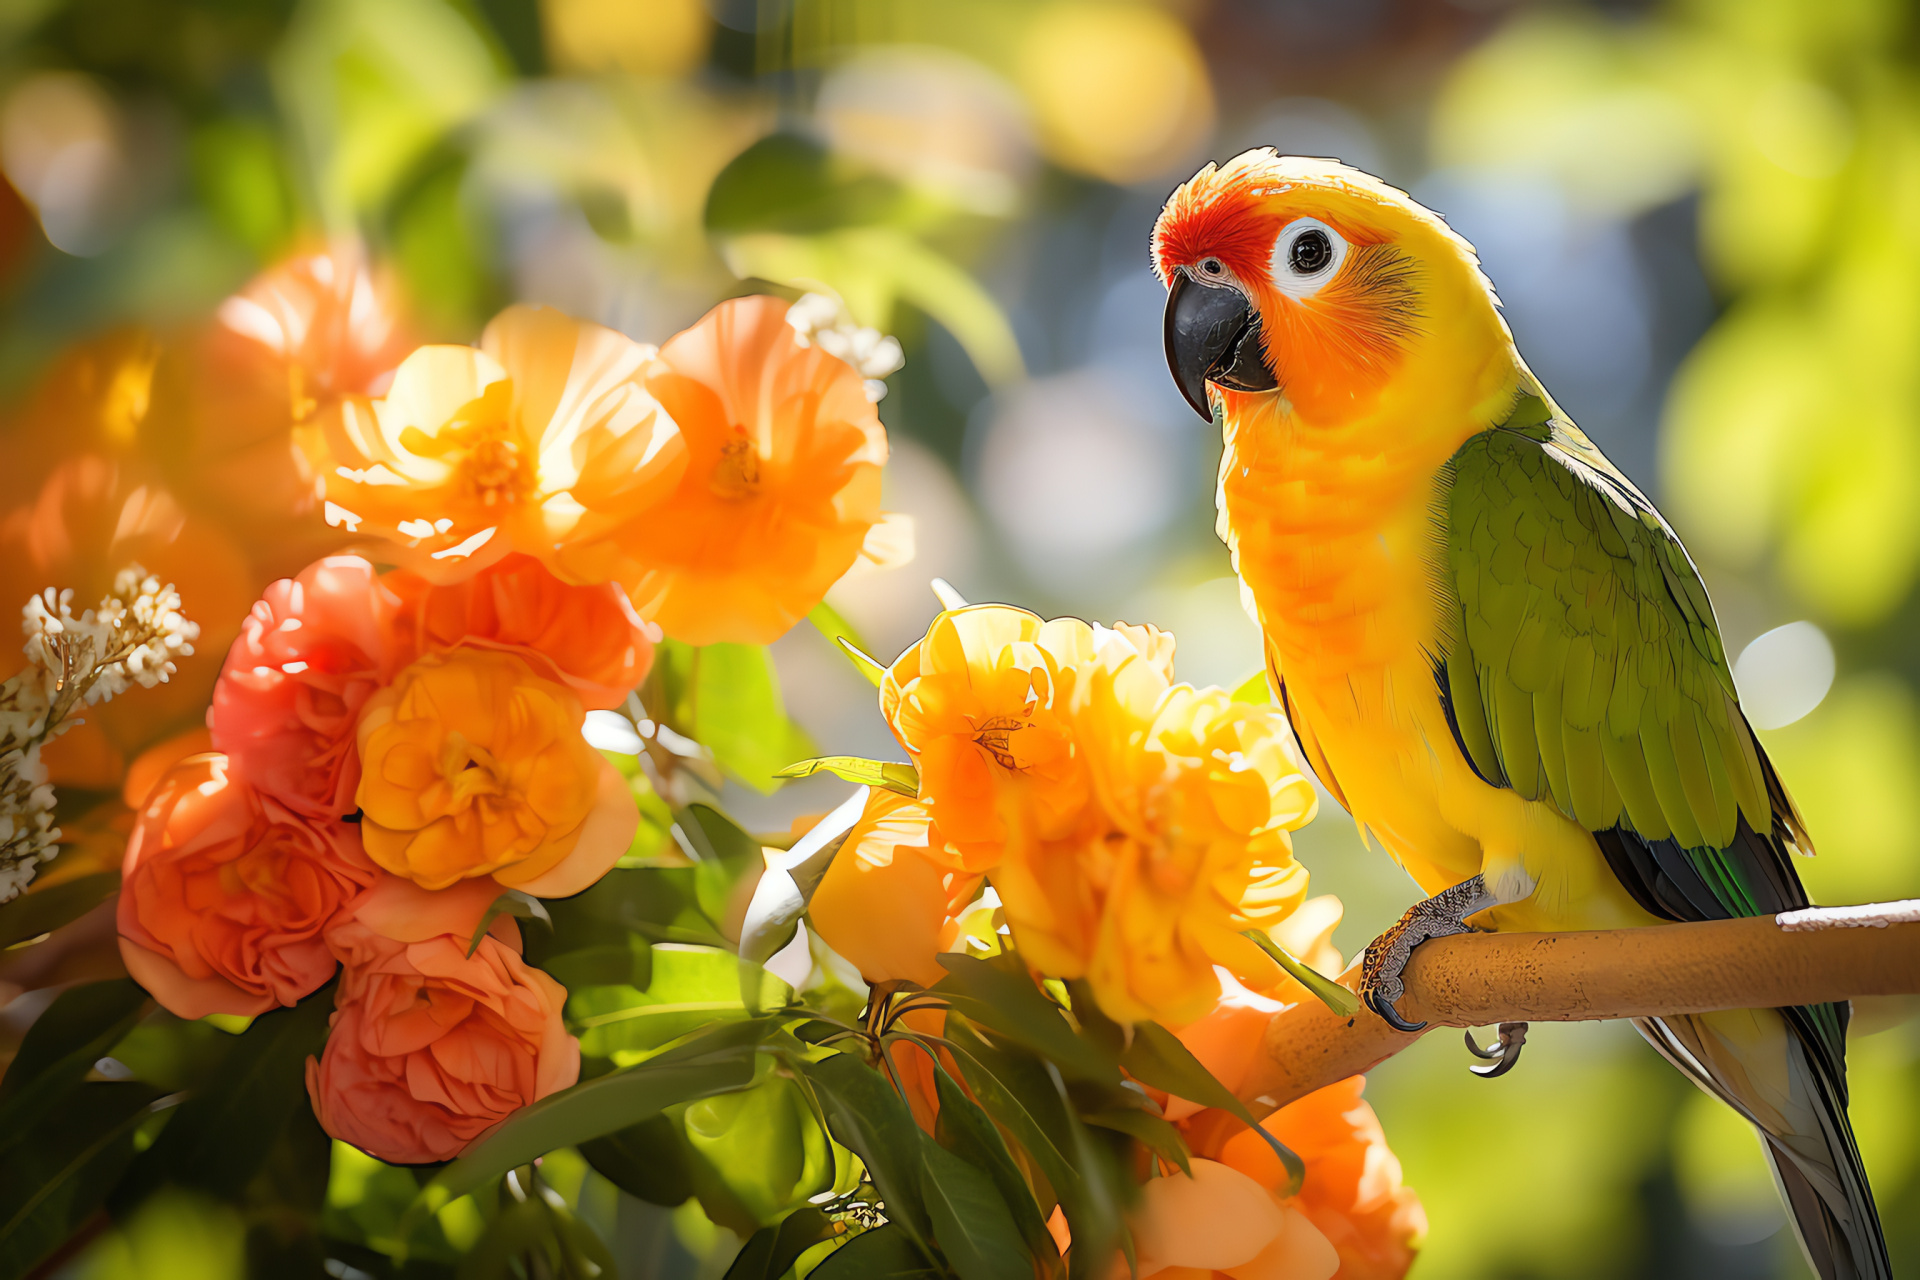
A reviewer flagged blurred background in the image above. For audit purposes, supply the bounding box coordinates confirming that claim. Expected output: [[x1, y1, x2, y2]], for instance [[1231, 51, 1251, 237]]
[[0, 0, 1914, 1276]]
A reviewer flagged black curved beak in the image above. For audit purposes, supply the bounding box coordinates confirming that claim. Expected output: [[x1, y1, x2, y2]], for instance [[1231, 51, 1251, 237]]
[[1163, 271, 1279, 421]]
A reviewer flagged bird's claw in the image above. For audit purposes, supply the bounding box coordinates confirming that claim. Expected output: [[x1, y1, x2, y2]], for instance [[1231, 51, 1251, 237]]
[[1464, 1022, 1529, 1078], [1365, 984, 1426, 1033], [1359, 874, 1496, 1036]]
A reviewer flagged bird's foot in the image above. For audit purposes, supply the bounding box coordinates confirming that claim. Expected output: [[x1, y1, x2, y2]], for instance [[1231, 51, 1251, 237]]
[[1360, 874, 1498, 1033], [1464, 1022, 1530, 1078]]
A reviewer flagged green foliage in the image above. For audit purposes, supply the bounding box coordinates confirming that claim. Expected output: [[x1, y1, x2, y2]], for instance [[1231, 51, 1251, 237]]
[[777, 756, 919, 797], [683, 1065, 834, 1226], [649, 641, 817, 794], [0, 873, 119, 950]]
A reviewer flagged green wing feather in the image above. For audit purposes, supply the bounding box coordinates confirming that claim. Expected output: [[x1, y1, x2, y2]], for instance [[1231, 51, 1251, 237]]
[[1435, 390, 1801, 921]]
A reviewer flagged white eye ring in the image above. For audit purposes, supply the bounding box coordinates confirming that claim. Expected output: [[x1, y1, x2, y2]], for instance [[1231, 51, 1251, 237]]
[[1270, 218, 1348, 301]]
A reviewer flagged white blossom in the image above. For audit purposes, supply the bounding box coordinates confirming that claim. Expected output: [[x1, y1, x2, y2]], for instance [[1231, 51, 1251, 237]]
[[786, 292, 906, 402], [0, 565, 198, 902]]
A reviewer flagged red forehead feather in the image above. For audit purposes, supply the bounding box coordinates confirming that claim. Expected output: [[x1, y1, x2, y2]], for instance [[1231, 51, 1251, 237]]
[[1152, 172, 1276, 285]]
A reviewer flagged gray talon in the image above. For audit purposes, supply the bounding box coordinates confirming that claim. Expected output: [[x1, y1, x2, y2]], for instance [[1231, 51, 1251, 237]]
[[1360, 874, 1500, 1037], [1465, 1021, 1529, 1078]]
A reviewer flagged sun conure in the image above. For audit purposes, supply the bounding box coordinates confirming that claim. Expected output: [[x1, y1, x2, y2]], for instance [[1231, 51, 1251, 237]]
[[1153, 150, 1887, 1280]]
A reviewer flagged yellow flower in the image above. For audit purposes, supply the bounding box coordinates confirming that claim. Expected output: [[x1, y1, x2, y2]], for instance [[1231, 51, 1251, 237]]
[[1004, 667, 1319, 1026], [298, 305, 686, 583], [881, 604, 1175, 873], [806, 788, 982, 988], [355, 648, 637, 895]]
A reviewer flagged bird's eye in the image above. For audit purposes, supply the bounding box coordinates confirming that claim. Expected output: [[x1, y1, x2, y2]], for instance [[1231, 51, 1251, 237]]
[[1289, 230, 1332, 274], [1199, 257, 1225, 278], [1270, 217, 1349, 301]]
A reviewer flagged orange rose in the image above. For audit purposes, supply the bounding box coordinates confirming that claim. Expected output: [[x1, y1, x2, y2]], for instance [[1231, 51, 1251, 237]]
[[210, 556, 401, 819], [385, 553, 655, 711], [806, 788, 981, 988], [309, 875, 579, 1164], [355, 648, 637, 895], [117, 754, 377, 1019], [297, 305, 686, 584], [581, 295, 892, 645]]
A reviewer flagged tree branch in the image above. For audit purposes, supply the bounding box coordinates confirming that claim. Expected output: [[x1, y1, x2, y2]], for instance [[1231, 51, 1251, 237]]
[[1238, 901, 1920, 1120]]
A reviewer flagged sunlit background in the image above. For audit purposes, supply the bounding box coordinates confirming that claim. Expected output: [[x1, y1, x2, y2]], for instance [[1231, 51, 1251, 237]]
[[0, 0, 1915, 1276]]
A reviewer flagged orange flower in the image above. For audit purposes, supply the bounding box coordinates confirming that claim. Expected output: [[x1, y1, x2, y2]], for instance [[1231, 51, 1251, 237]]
[[385, 553, 655, 711], [309, 875, 579, 1164], [145, 247, 417, 576], [881, 606, 1173, 873], [1126, 1157, 1339, 1280], [1001, 668, 1316, 1026], [298, 305, 686, 583], [355, 648, 637, 895], [583, 295, 893, 645], [1216, 1079, 1426, 1280], [806, 788, 981, 988], [118, 754, 378, 1019]]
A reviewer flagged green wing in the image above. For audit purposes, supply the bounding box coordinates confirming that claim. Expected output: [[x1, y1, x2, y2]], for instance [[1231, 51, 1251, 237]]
[[1435, 390, 1809, 922]]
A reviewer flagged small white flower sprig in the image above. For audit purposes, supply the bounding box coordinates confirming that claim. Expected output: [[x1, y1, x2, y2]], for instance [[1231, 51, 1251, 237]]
[[0, 565, 198, 902], [786, 292, 906, 403]]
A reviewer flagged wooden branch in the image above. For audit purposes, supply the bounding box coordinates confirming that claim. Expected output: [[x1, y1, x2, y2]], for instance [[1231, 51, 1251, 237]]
[[1238, 902, 1920, 1120]]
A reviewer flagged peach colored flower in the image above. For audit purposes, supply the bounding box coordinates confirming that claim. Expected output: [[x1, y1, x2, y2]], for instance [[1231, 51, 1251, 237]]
[[355, 648, 636, 895], [1216, 1078, 1426, 1280], [147, 247, 417, 576], [1005, 670, 1317, 1027], [385, 553, 654, 711], [297, 305, 686, 583], [118, 754, 377, 1019], [581, 295, 893, 645], [209, 556, 401, 819], [1127, 1157, 1339, 1280], [309, 875, 579, 1164], [806, 788, 981, 988]]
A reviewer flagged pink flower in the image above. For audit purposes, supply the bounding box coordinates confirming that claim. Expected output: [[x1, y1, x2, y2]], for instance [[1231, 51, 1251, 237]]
[[209, 556, 399, 819]]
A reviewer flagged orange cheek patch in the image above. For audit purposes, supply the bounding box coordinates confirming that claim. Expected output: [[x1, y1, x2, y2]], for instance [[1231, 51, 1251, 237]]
[[1261, 243, 1418, 417]]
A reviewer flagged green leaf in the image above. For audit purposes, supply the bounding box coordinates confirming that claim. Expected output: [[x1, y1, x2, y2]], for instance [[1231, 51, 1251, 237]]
[[1081, 1109, 1191, 1177], [538, 938, 652, 991], [671, 643, 817, 794], [1240, 929, 1359, 1018], [725, 1206, 842, 1280], [1122, 1022, 1303, 1195], [777, 756, 918, 798], [0, 1082, 169, 1278], [113, 982, 337, 1209], [835, 636, 888, 688], [930, 1063, 1058, 1273], [792, 1052, 935, 1254], [418, 1020, 766, 1211], [455, 1181, 618, 1280], [570, 944, 789, 1061], [0, 979, 148, 1154], [809, 1223, 944, 1279], [0, 872, 118, 950], [919, 1131, 1034, 1280], [1229, 671, 1272, 705], [705, 133, 907, 236], [468, 888, 552, 956], [682, 801, 767, 931], [940, 1015, 1079, 1208], [579, 1113, 694, 1208], [934, 955, 1118, 1085]]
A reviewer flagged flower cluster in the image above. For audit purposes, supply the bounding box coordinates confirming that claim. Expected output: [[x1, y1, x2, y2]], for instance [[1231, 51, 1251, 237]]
[[116, 288, 907, 1165], [297, 294, 907, 646], [0, 565, 197, 900], [812, 604, 1318, 1025]]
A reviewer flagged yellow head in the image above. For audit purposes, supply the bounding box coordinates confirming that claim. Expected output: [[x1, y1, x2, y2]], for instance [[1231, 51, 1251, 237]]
[[1154, 150, 1519, 427]]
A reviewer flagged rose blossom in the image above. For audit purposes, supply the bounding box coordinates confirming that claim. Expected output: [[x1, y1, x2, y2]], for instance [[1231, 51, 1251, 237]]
[[209, 555, 399, 819], [118, 753, 377, 1019], [307, 876, 579, 1164]]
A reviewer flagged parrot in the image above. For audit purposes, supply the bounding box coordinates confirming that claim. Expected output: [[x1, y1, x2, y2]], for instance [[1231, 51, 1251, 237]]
[[1152, 150, 1887, 1280]]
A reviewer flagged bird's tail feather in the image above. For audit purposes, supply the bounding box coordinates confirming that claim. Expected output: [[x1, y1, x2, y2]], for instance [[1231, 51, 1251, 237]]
[[1635, 1012, 1889, 1280]]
